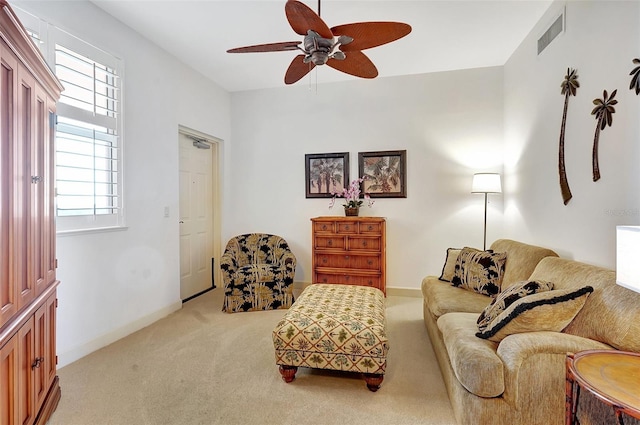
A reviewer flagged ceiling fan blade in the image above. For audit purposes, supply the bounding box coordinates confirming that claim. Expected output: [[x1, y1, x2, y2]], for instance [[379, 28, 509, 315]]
[[285, 0, 333, 39], [227, 41, 301, 53], [285, 54, 316, 85], [327, 50, 378, 79], [330, 22, 411, 51]]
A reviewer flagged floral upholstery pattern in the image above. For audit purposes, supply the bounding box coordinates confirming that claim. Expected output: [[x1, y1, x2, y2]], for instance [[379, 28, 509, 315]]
[[221, 233, 296, 313], [273, 284, 388, 375]]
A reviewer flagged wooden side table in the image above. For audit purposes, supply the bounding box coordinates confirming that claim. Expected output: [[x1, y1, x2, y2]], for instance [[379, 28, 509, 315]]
[[566, 350, 640, 425]]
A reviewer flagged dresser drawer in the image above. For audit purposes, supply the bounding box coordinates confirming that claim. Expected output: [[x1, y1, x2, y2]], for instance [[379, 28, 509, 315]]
[[315, 253, 381, 270], [314, 236, 345, 250], [336, 221, 358, 234], [313, 221, 335, 233], [359, 221, 383, 235], [315, 273, 382, 289], [348, 236, 381, 251]]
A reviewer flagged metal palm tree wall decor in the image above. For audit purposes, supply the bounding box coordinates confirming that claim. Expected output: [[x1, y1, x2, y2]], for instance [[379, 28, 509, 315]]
[[591, 89, 618, 182], [558, 68, 579, 205], [631, 58, 640, 95]]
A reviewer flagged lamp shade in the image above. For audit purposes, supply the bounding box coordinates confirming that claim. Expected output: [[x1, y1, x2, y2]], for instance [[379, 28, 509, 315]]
[[616, 225, 640, 294], [472, 173, 502, 193]]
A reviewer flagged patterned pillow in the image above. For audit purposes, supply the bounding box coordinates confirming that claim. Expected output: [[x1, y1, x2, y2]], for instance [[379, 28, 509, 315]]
[[438, 248, 461, 282], [476, 286, 593, 342], [451, 247, 507, 297], [477, 280, 554, 332]]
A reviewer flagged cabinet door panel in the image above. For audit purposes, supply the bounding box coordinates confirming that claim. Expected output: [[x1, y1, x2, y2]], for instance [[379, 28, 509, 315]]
[[0, 335, 18, 425], [17, 318, 34, 425], [16, 63, 34, 311], [0, 40, 18, 328]]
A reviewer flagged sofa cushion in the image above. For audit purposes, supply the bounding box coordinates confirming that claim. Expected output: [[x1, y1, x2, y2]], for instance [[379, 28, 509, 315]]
[[422, 276, 491, 318], [477, 280, 554, 332], [476, 286, 593, 342], [489, 239, 558, 289], [438, 248, 461, 282], [529, 256, 640, 353], [437, 312, 504, 398], [451, 247, 507, 297]]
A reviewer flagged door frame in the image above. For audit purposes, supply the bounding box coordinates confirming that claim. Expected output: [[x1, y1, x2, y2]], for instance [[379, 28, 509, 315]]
[[178, 125, 223, 298]]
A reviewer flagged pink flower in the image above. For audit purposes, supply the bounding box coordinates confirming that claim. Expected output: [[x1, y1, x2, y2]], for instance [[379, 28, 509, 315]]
[[329, 176, 375, 209]]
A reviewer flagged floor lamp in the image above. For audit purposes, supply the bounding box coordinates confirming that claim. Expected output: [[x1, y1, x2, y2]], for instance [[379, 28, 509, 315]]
[[472, 173, 502, 251]]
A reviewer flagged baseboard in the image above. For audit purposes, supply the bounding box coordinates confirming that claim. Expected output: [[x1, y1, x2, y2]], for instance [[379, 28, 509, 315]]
[[293, 282, 421, 298], [57, 300, 182, 368], [386, 287, 421, 298]]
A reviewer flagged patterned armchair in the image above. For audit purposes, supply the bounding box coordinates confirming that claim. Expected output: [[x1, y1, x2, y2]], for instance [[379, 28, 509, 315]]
[[221, 233, 296, 313]]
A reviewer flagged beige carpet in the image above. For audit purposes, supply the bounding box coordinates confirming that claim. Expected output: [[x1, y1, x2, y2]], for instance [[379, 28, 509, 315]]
[[49, 288, 455, 425]]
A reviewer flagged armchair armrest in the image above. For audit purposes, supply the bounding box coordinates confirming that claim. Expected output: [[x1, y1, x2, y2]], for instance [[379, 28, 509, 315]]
[[220, 252, 238, 288], [497, 331, 612, 406]]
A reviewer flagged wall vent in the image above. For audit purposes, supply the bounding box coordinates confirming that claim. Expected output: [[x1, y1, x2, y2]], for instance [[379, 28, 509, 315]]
[[537, 10, 564, 55]]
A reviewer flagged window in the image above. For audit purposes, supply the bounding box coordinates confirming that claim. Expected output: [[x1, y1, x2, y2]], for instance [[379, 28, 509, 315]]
[[15, 7, 124, 232]]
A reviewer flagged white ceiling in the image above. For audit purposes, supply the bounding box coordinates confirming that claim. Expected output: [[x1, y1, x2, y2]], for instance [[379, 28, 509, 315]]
[[90, 0, 553, 92]]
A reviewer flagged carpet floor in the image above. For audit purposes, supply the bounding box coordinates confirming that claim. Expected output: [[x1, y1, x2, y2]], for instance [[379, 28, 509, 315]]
[[48, 288, 456, 425]]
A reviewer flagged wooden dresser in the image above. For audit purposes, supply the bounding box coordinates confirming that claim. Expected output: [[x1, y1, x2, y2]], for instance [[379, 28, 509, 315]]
[[0, 1, 63, 424], [311, 216, 386, 295]]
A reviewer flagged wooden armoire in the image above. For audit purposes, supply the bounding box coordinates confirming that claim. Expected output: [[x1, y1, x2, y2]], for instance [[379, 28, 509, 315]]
[[0, 1, 63, 424]]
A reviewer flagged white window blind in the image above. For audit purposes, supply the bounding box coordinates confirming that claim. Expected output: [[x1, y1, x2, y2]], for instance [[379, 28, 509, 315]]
[[13, 8, 125, 233], [53, 35, 123, 231]]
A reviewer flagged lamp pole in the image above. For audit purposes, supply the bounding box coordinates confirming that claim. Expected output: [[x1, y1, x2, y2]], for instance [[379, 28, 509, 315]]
[[483, 192, 488, 251]]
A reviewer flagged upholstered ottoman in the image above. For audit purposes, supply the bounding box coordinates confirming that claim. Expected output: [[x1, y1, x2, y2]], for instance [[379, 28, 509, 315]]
[[272, 283, 388, 391]]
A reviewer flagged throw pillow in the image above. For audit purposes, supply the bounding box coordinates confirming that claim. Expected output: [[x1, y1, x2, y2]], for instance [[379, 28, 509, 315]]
[[477, 280, 554, 332], [438, 248, 461, 282], [475, 286, 594, 342], [451, 247, 507, 297]]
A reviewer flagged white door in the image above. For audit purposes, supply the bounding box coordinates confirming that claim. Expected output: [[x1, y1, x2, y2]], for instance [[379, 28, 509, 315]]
[[179, 132, 215, 300]]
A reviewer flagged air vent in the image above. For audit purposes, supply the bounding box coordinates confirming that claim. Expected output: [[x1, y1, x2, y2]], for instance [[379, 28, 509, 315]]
[[538, 10, 565, 55]]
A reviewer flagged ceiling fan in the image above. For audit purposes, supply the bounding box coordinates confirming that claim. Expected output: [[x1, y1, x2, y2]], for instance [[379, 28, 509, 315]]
[[227, 0, 411, 85]]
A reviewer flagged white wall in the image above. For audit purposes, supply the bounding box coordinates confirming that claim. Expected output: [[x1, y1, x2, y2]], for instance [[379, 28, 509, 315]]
[[228, 68, 504, 290], [13, 1, 231, 367], [504, 1, 640, 267]]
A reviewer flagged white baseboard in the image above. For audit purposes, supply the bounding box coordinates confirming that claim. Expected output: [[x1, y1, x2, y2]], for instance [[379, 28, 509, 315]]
[[293, 281, 421, 298], [58, 301, 182, 368]]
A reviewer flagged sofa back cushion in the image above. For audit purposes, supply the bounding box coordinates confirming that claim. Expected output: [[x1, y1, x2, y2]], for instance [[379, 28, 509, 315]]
[[489, 239, 558, 288], [528, 257, 640, 352]]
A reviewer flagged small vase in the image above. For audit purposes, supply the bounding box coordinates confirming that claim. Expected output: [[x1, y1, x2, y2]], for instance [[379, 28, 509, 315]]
[[344, 206, 359, 217]]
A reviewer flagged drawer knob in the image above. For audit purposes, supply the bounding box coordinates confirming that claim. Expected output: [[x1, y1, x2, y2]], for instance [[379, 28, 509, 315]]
[[367, 260, 373, 265], [327, 240, 333, 246], [345, 225, 350, 230], [345, 255, 350, 260], [322, 258, 327, 264], [322, 225, 328, 230], [368, 225, 373, 231], [322, 278, 328, 283], [362, 241, 367, 247]]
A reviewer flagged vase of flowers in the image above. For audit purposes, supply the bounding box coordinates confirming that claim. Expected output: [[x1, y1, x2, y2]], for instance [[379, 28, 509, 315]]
[[329, 177, 375, 216]]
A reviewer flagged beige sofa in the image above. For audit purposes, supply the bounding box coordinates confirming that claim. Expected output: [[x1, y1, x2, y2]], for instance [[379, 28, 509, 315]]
[[422, 239, 640, 425]]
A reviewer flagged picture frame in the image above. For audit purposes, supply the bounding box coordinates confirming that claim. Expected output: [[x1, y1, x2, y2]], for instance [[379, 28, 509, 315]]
[[305, 152, 350, 198], [358, 150, 407, 198]]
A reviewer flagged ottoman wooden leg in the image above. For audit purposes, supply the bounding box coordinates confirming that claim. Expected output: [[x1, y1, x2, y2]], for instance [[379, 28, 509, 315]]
[[364, 373, 384, 392], [279, 365, 298, 383]]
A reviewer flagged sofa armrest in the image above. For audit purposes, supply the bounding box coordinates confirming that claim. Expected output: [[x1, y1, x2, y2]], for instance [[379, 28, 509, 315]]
[[497, 331, 612, 406]]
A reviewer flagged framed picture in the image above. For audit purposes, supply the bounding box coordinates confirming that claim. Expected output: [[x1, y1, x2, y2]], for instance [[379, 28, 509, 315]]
[[305, 152, 349, 198], [358, 150, 407, 198]]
